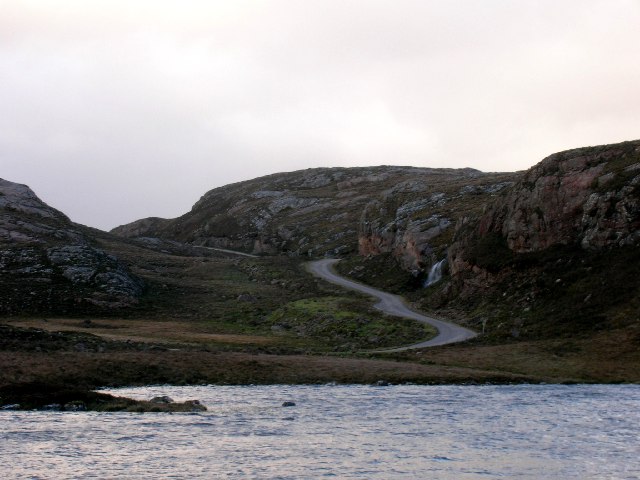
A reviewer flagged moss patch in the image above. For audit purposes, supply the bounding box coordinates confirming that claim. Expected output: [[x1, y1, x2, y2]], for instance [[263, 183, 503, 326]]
[[265, 296, 435, 351]]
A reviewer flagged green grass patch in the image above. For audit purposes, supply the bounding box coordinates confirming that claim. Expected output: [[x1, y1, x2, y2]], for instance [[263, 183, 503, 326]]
[[264, 296, 435, 352]]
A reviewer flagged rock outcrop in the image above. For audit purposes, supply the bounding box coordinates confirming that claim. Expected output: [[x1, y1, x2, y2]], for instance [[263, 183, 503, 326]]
[[449, 139, 640, 284], [113, 167, 431, 257], [0, 178, 143, 314], [477, 141, 640, 252], [358, 172, 516, 273], [109, 217, 169, 239]]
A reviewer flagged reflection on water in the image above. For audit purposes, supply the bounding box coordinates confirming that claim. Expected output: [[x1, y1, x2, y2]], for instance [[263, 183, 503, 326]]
[[1, 384, 639, 479]]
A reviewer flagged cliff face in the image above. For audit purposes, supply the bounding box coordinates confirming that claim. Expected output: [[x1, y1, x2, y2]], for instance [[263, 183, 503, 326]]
[[448, 140, 640, 303], [475, 141, 640, 253], [358, 176, 517, 272], [0, 179, 142, 314], [111, 166, 518, 273]]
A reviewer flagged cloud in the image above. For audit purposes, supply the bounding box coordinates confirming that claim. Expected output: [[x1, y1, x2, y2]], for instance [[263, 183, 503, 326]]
[[1, 0, 639, 229]]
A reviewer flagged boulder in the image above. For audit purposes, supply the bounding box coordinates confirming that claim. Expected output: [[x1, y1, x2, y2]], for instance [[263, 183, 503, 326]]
[[64, 401, 87, 411], [150, 396, 174, 404], [184, 400, 207, 412]]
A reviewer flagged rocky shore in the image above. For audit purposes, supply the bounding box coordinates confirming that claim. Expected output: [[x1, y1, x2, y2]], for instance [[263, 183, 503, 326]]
[[0, 382, 207, 413]]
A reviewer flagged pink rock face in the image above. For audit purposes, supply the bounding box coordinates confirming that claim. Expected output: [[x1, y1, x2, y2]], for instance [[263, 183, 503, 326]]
[[503, 165, 605, 252], [358, 220, 450, 272], [358, 234, 390, 257], [477, 141, 640, 253], [393, 232, 424, 271]]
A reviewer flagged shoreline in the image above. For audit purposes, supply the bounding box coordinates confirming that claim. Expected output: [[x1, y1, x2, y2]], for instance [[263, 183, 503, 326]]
[[2, 320, 638, 412], [3, 377, 637, 413]]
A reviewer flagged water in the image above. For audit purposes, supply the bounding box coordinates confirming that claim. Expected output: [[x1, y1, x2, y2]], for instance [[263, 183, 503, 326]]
[[1, 384, 638, 479], [425, 259, 446, 287]]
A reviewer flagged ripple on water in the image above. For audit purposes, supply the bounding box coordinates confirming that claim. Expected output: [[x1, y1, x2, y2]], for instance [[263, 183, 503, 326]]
[[0, 384, 639, 479]]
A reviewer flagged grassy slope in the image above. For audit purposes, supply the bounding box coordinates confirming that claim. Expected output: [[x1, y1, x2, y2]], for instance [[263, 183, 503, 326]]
[[2, 234, 459, 396], [3, 231, 638, 388], [87, 234, 436, 353]]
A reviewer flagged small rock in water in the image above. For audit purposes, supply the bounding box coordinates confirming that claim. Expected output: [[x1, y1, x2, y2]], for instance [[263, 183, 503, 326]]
[[150, 396, 174, 404], [184, 400, 207, 412], [64, 401, 87, 412], [374, 380, 390, 387], [281, 401, 296, 407]]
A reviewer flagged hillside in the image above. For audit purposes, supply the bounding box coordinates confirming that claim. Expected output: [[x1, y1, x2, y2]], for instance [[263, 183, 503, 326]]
[[1, 139, 639, 395], [336, 140, 640, 378], [0, 179, 142, 314], [111, 166, 519, 273], [444, 140, 640, 341], [110, 140, 639, 351]]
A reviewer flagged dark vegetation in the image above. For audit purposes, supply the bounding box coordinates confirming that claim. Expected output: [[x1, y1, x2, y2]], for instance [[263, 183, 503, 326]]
[[331, 238, 640, 385], [457, 244, 640, 341], [335, 253, 427, 294], [465, 233, 514, 273], [338, 242, 640, 344], [0, 324, 155, 352]]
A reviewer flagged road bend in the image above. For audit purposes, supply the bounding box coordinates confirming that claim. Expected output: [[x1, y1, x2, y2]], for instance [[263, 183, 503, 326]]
[[307, 258, 477, 351]]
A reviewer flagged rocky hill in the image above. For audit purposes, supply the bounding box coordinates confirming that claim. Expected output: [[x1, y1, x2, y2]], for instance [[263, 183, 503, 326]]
[[112, 166, 519, 274], [450, 140, 640, 282], [315, 140, 639, 350], [461, 140, 640, 253], [439, 140, 640, 341], [0, 179, 143, 315]]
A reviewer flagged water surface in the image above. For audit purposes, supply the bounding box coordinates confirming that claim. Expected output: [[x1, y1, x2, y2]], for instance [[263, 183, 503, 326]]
[[1, 384, 638, 479]]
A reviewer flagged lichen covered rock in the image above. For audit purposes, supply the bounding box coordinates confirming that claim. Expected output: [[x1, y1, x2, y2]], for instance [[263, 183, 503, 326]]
[[0, 178, 143, 314]]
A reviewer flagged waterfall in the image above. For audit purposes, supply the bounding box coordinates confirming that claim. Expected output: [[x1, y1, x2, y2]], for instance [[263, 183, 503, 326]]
[[424, 259, 446, 287]]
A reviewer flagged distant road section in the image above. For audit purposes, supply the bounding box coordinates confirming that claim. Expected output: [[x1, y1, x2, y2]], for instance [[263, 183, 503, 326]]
[[193, 245, 259, 258], [307, 258, 477, 351]]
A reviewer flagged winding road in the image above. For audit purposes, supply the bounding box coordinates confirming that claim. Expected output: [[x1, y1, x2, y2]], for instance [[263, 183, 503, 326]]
[[192, 245, 259, 258], [307, 258, 477, 351]]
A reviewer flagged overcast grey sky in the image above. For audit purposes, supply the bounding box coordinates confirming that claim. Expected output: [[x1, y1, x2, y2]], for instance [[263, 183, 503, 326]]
[[1, 0, 639, 230]]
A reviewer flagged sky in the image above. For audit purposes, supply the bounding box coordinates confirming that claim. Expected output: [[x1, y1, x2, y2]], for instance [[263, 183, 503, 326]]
[[1, 0, 639, 230]]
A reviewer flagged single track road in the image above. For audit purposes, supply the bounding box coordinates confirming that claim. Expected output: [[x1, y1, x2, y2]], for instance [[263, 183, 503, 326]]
[[307, 258, 477, 351], [192, 245, 259, 258]]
